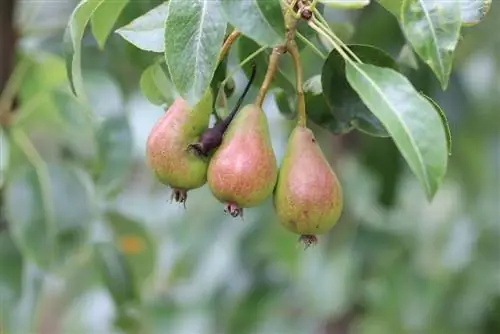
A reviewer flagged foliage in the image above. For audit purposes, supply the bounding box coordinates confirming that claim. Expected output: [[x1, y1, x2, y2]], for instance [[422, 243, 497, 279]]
[[0, 0, 498, 333]]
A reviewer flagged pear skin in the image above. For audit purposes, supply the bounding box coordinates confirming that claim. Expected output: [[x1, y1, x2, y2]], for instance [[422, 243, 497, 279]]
[[207, 104, 278, 217], [273, 126, 343, 245], [146, 90, 212, 204]]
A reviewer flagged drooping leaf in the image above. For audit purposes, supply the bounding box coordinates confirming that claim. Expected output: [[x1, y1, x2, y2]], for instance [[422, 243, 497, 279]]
[[64, 0, 106, 97], [397, 43, 419, 70], [106, 211, 156, 287], [94, 242, 138, 306], [115, 2, 169, 52], [91, 0, 129, 49], [220, 0, 286, 47], [140, 60, 177, 106], [345, 63, 448, 199], [320, 0, 370, 9], [460, 0, 491, 26], [4, 157, 95, 268], [401, 0, 461, 89], [95, 115, 133, 197], [320, 44, 400, 137], [164, 0, 227, 106]]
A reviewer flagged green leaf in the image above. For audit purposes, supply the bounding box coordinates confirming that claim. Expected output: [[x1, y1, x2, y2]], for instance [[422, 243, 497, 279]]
[[140, 60, 177, 106], [401, 0, 461, 89], [420, 93, 452, 155], [320, 0, 370, 9], [377, 0, 402, 16], [345, 63, 448, 199], [0, 127, 9, 187], [397, 43, 419, 70], [320, 44, 400, 137], [106, 211, 156, 287], [4, 159, 95, 268], [220, 0, 286, 47], [164, 0, 227, 106], [460, 0, 491, 26], [275, 89, 295, 119], [115, 2, 169, 52], [91, 0, 130, 49], [95, 115, 133, 197], [64, 0, 106, 97], [94, 242, 138, 306]]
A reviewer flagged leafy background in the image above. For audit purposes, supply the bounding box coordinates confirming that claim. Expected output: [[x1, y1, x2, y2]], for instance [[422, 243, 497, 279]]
[[0, 0, 499, 334]]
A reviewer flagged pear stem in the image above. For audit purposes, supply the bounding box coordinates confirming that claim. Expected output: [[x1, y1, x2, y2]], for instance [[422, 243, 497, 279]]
[[255, 47, 282, 108], [287, 40, 306, 127], [217, 30, 240, 64]]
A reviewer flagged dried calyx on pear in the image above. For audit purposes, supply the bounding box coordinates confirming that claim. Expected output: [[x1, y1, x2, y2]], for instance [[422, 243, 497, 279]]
[[207, 100, 278, 218], [273, 126, 343, 247], [188, 63, 257, 158], [146, 89, 213, 206]]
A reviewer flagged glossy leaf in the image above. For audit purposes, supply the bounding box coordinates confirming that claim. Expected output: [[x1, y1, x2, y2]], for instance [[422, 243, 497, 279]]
[[401, 0, 461, 89], [460, 0, 491, 26], [320, 0, 370, 9], [345, 63, 448, 199], [95, 115, 133, 197], [140, 60, 177, 106], [320, 44, 400, 137], [94, 242, 138, 306], [91, 0, 129, 49], [64, 0, 105, 97], [4, 160, 95, 268], [164, 0, 227, 106], [220, 0, 286, 47], [106, 211, 156, 287], [115, 2, 169, 52], [303, 75, 351, 134]]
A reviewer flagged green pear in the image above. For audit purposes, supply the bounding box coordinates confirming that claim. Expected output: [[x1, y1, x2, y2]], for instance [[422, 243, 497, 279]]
[[273, 126, 343, 246], [146, 90, 212, 204], [207, 104, 278, 217]]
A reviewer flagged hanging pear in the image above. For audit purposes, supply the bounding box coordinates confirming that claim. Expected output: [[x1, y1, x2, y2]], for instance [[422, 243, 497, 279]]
[[146, 90, 212, 205], [207, 103, 278, 217], [273, 126, 343, 247]]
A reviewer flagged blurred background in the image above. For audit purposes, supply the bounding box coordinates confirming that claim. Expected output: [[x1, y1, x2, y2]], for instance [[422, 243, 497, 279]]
[[0, 1, 499, 333]]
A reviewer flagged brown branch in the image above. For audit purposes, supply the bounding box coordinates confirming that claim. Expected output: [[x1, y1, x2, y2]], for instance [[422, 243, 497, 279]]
[[254, 47, 283, 107], [0, 0, 17, 126]]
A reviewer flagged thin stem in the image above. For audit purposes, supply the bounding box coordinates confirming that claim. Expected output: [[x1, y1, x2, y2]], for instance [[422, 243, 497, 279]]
[[309, 20, 356, 65], [310, 0, 319, 10], [311, 12, 363, 63], [296, 31, 326, 59], [217, 30, 240, 64], [11, 128, 56, 263], [221, 45, 267, 87], [0, 59, 29, 123], [255, 47, 282, 108], [287, 41, 306, 127]]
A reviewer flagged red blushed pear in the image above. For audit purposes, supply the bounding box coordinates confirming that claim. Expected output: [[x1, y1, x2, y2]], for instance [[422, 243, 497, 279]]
[[207, 104, 278, 217], [146, 90, 212, 205], [273, 126, 343, 247]]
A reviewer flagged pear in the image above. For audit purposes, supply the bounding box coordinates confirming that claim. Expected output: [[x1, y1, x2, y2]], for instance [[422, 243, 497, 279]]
[[146, 90, 212, 205], [273, 126, 343, 247], [207, 104, 278, 217]]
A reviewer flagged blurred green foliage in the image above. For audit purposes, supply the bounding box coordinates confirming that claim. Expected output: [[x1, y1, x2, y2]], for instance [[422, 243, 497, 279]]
[[0, 1, 499, 334]]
